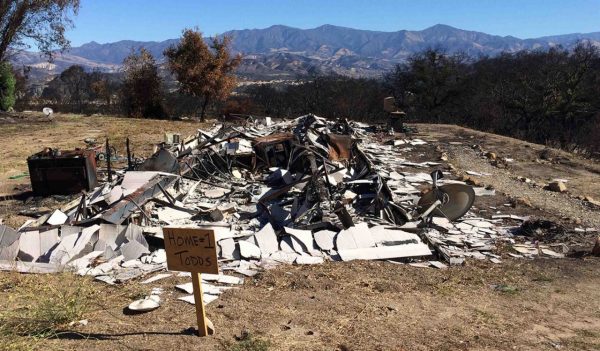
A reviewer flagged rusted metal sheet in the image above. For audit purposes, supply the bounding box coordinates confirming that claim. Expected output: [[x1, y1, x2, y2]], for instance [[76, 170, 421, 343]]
[[253, 132, 294, 146], [27, 148, 98, 196], [101, 174, 179, 225], [326, 134, 353, 161]]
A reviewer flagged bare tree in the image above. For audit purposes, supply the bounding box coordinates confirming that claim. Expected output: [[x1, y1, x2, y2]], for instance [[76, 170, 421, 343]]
[[164, 28, 241, 121]]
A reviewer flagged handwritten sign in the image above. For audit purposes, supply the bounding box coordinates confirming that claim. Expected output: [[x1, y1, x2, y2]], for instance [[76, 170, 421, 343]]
[[163, 227, 219, 337], [163, 227, 219, 274]]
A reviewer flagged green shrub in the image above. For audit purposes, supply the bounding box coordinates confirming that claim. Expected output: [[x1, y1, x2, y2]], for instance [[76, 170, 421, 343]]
[[228, 332, 270, 351], [0, 61, 16, 111]]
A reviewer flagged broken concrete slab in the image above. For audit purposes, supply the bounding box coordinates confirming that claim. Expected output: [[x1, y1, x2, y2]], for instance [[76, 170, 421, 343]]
[[69, 250, 104, 272], [0, 260, 63, 274], [335, 223, 375, 250], [268, 250, 299, 264], [473, 187, 496, 196], [178, 294, 218, 305], [46, 209, 68, 225], [284, 227, 318, 253], [253, 223, 278, 255], [49, 225, 100, 265], [157, 207, 193, 222], [338, 242, 432, 261], [18, 230, 56, 262], [121, 240, 150, 261], [238, 240, 261, 259], [314, 230, 337, 251], [200, 273, 244, 285], [428, 261, 448, 269], [296, 255, 325, 265], [370, 226, 420, 246], [218, 238, 238, 260], [95, 224, 126, 251]]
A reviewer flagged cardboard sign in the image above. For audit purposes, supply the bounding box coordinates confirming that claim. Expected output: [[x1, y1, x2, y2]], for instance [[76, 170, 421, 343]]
[[163, 227, 219, 337], [163, 227, 219, 274]]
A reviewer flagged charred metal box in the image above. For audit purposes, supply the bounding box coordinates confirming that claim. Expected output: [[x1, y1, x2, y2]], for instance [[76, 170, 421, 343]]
[[27, 149, 98, 195]]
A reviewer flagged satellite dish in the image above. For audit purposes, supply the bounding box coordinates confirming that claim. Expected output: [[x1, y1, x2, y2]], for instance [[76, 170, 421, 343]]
[[42, 107, 54, 119], [417, 184, 475, 221]]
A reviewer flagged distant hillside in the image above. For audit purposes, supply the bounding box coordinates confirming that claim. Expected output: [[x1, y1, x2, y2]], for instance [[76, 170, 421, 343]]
[[12, 24, 600, 81]]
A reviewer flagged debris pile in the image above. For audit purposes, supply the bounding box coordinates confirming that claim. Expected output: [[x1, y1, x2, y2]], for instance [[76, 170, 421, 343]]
[[0, 114, 567, 305]]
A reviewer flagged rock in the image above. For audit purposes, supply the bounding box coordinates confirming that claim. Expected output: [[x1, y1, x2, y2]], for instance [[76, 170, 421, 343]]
[[472, 144, 483, 152], [592, 236, 600, 256], [440, 152, 448, 161], [584, 196, 600, 207], [539, 148, 556, 161], [547, 181, 567, 193], [485, 151, 496, 160], [491, 160, 506, 168], [459, 175, 483, 187], [515, 196, 533, 208]]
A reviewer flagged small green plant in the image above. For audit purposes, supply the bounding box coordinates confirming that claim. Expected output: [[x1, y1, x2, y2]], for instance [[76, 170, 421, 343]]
[[494, 284, 519, 295], [228, 332, 270, 351]]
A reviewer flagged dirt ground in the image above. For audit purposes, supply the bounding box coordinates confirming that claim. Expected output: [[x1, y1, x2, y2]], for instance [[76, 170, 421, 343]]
[[415, 124, 600, 227], [1, 116, 599, 350], [2, 258, 600, 351], [0, 113, 205, 227]]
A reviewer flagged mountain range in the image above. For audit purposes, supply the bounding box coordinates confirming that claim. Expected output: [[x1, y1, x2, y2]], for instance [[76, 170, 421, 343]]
[[13, 24, 600, 81]]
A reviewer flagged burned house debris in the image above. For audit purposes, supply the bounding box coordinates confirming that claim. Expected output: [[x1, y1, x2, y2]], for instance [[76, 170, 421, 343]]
[[27, 148, 98, 195], [0, 114, 568, 307]]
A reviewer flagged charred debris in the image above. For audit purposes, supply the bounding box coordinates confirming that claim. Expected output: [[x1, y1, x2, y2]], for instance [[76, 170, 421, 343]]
[[0, 114, 567, 296]]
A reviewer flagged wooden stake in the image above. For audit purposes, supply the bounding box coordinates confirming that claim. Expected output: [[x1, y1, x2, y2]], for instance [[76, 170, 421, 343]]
[[192, 272, 208, 337], [126, 137, 132, 171], [106, 138, 112, 182]]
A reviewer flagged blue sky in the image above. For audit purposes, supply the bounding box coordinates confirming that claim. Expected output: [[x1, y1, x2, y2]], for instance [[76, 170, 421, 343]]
[[66, 0, 600, 46]]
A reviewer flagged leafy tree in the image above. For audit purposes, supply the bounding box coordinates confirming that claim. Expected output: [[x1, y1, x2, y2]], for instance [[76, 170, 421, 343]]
[[121, 48, 165, 118], [245, 76, 387, 121], [59, 65, 87, 111], [41, 64, 89, 111], [164, 29, 241, 120], [384, 48, 470, 122], [0, 61, 15, 110], [13, 65, 29, 105], [89, 69, 119, 108], [383, 44, 600, 154], [0, 0, 80, 61]]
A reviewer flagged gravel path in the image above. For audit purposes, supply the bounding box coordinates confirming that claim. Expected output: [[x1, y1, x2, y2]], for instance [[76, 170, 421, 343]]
[[447, 145, 600, 228]]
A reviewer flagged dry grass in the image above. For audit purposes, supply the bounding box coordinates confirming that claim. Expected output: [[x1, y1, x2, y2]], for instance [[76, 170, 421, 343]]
[[0, 113, 209, 227], [0, 113, 207, 193], [0, 272, 98, 350]]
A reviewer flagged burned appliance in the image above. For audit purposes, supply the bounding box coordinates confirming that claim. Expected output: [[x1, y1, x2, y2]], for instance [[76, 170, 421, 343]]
[[27, 148, 98, 196]]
